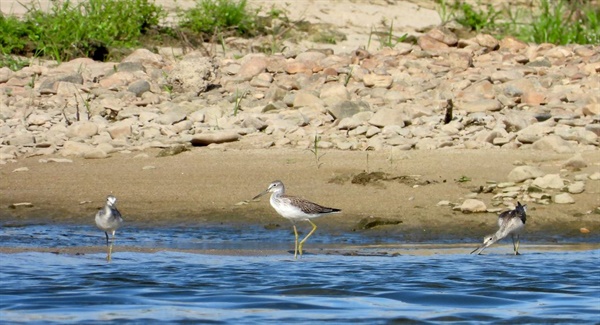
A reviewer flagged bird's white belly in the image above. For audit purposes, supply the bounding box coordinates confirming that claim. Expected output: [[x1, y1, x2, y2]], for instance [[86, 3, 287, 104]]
[[271, 200, 309, 221]]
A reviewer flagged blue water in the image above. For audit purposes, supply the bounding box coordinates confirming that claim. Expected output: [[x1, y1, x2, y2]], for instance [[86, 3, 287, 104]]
[[1, 225, 599, 324]]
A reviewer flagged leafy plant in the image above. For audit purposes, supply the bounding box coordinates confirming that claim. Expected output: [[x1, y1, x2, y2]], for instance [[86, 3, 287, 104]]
[[522, 0, 599, 44], [452, 1, 501, 32], [309, 134, 326, 169], [2, 0, 164, 62], [180, 0, 258, 36], [456, 176, 472, 183]]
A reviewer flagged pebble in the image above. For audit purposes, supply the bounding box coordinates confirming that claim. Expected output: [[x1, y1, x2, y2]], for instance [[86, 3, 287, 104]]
[[0, 29, 597, 200]]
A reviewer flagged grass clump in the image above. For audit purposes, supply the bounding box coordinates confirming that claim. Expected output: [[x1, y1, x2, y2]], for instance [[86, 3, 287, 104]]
[[436, 0, 599, 45], [25, 0, 164, 61], [0, 0, 164, 63], [180, 0, 258, 36]]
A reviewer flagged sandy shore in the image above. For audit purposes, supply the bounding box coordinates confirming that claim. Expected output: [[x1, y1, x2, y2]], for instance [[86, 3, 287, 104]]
[[1, 148, 599, 242]]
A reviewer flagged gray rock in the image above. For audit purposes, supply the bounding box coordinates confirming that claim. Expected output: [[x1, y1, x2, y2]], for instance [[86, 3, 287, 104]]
[[6, 134, 35, 146], [83, 148, 109, 159], [369, 108, 406, 127], [328, 100, 369, 120], [293, 90, 323, 108], [455, 99, 501, 113], [61, 141, 93, 157], [532, 174, 564, 189], [156, 110, 187, 125], [191, 131, 240, 146], [562, 153, 587, 170], [567, 182, 585, 194], [507, 166, 545, 183], [27, 113, 52, 126], [553, 193, 575, 204], [532, 135, 575, 153], [127, 80, 151, 97], [460, 199, 487, 213], [66, 121, 98, 139]]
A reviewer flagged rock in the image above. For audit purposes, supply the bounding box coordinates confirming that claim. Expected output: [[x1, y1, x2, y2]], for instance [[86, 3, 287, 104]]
[[507, 166, 545, 183], [589, 172, 600, 180], [191, 132, 240, 146], [83, 148, 108, 159], [426, 26, 458, 46], [7, 134, 35, 146], [61, 141, 93, 157], [12, 167, 29, 172], [567, 182, 585, 194], [237, 55, 268, 81], [328, 101, 368, 120], [562, 153, 588, 170], [0, 67, 13, 83], [475, 34, 499, 50], [156, 110, 187, 125], [532, 135, 575, 153], [107, 121, 133, 139], [127, 80, 151, 97], [368, 108, 406, 127], [319, 83, 350, 101], [121, 48, 164, 68], [167, 52, 218, 94], [499, 36, 528, 51], [293, 90, 323, 108], [553, 193, 575, 204], [363, 74, 393, 88], [417, 35, 449, 51], [67, 121, 98, 139], [27, 113, 52, 126], [460, 199, 487, 213], [532, 174, 564, 189], [455, 99, 501, 113]]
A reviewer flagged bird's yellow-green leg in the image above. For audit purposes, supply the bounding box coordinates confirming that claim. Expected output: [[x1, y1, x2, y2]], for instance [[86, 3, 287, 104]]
[[107, 243, 113, 262], [293, 224, 299, 259], [106, 231, 116, 262], [298, 220, 317, 258]]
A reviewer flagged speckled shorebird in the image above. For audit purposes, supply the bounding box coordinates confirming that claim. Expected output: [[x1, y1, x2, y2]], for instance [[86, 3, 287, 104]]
[[471, 202, 527, 255], [253, 180, 341, 259], [95, 195, 124, 262]]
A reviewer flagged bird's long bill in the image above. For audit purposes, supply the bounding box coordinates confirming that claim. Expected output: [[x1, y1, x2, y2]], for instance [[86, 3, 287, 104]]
[[470, 246, 483, 254], [471, 244, 490, 254], [252, 189, 268, 200]]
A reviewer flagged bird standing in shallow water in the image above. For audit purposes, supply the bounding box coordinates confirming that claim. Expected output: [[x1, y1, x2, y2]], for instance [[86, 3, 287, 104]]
[[471, 201, 527, 255], [253, 180, 341, 259], [95, 195, 124, 262]]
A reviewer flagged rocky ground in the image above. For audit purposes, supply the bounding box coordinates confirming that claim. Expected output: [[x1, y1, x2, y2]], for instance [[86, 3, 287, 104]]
[[0, 0, 599, 243]]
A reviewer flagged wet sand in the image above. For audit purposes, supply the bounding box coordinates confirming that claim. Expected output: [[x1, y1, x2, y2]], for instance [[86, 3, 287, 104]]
[[1, 243, 599, 257], [1, 148, 599, 244]]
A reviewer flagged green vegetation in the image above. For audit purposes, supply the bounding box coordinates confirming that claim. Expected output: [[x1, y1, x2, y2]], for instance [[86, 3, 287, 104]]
[[309, 134, 326, 169], [1, 0, 164, 63], [179, 0, 258, 36], [437, 0, 599, 45], [0, 0, 292, 68], [0, 0, 597, 70]]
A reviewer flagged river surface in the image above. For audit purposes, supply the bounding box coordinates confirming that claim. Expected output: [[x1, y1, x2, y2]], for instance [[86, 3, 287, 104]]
[[0, 224, 598, 324]]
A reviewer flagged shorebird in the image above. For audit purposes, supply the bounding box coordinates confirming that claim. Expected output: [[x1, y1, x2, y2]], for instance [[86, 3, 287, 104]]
[[253, 180, 341, 259], [95, 195, 124, 262], [471, 202, 527, 255]]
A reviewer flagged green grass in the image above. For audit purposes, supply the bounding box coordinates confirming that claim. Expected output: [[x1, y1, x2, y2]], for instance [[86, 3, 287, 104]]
[[179, 0, 258, 36], [1, 0, 164, 63], [1, 0, 597, 70], [437, 0, 599, 45]]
